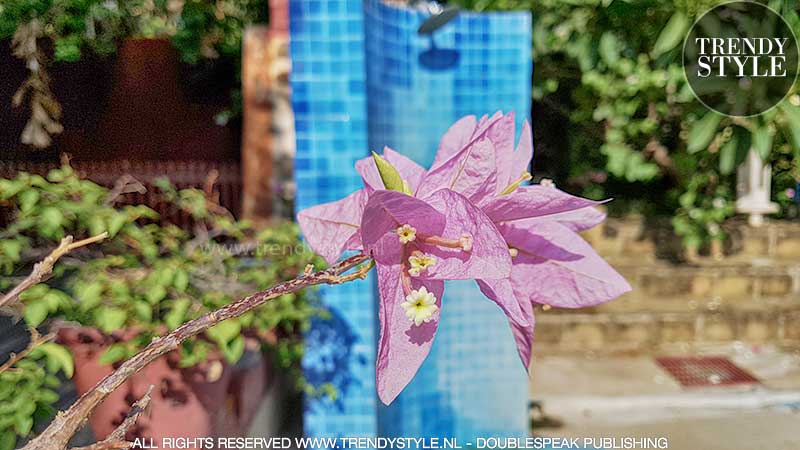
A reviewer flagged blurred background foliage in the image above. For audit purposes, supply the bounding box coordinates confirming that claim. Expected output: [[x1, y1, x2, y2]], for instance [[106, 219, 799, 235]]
[[0, 0, 268, 63], [0, 165, 322, 446], [454, 0, 800, 250]]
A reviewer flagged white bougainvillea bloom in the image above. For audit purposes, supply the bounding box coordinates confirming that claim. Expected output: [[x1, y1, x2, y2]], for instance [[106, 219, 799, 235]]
[[396, 224, 417, 243], [408, 252, 437, 276], [400, 286, 439, 326]]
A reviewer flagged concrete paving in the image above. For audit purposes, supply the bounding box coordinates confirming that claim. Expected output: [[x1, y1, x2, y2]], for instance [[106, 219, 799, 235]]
[[529, 344, 800, 450]]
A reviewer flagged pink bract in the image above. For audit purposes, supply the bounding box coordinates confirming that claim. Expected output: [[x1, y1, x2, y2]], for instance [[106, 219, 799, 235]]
[[296, 111, 631, 403]]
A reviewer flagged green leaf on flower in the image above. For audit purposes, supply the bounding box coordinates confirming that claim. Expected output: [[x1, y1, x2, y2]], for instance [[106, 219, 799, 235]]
[[372, 152, 405, 192]]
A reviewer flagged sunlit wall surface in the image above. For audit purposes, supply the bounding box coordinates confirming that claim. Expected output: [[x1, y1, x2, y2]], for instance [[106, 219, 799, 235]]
[[289, 0, 378, 438], [291, 0, 532, 441], [364, 0, 531, 440]]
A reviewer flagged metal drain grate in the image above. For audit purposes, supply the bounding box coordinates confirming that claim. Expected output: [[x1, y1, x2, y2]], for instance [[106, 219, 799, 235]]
[[655, 356, 761, 387]]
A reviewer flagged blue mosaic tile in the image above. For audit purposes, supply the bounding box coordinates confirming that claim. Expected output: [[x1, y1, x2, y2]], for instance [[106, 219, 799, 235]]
[[363, 0, 531, 440], [292, 0, 532, 442], [290, 0, 376, 441]]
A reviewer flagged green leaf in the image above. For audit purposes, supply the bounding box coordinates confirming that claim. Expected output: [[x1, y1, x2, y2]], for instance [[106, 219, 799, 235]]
[[652, 12, 689, 57], [34, 343, 74, 378], [98, 343, 128, 365], [88, 215, 106, 237], [0, 429, 15, 450], [173, 269, 189, 292], [221, 335, 245, 364], [38, 389, 60, 404], [18, 189, 39, 213], [13, 413, 33, 436], [133, 300, 153, 322], [719, 139, 735, 173], [40, 207, 64, 228], [76, 281, 103, 310], [371, 152, 404, 192], [24, 300, 49, 327], [780, 103, 800, 150], [94, 306, 127, 333], [107, 213, 128, 237], [719, 128, 751, 175], [165, 298, 191, 330], [0, 240, 22, 261], [687, 112, 722, 153], [752, 126, 772, 161], [145, 285, 167, 304], [599, 32, 620, 67], [206, 320, 241, 346]]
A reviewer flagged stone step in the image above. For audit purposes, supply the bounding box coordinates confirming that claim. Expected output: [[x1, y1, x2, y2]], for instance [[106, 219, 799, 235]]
[[533, 299, 800, 354], [612, 262, 800, 305], [587, 216, 800, 263]]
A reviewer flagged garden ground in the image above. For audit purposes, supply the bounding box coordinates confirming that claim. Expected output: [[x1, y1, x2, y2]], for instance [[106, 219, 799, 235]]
[[530, 344, 800, 450]]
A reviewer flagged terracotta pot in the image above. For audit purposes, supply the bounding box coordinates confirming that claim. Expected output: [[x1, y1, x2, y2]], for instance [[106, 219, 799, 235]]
[[57, 326, 270, 447]]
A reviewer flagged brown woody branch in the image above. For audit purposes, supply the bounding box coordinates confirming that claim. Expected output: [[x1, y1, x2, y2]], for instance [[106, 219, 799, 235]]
[[0, 233, 108, 309], [70, 386, 154, 450], [22, 253, 371, 450], [0, 328, 54, 374]]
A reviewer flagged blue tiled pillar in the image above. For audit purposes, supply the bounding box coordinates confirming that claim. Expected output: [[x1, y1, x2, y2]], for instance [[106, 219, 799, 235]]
[[289, 0, 377, 438], [364, 0, 531, 440], [291, 0, 532, 441]]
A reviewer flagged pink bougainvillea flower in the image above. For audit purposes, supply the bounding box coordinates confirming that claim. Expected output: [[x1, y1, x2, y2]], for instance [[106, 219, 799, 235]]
[[418, 111, 631, 367], [360, 188, 512, 404], [299, 148, 514, 405], [297, 147, 430, 265], [297, 112, 630, 404]]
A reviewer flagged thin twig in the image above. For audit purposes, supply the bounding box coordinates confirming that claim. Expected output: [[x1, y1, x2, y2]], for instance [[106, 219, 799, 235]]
[[104, 175, 146, 205], [71, 386, 157, 450], [0, 328, 54, 374], [0, 233, 108, 309], [21, 253, 371, 450], [105, 385, 154, 442]]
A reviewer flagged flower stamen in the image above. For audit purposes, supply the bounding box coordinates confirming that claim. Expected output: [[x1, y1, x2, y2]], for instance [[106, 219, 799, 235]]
[[421, 233, 473, 252], [396, 224, 417, 244], [499, 171, 532, 195], [400, 286, 439, 326], [408, 252, 437, 276]]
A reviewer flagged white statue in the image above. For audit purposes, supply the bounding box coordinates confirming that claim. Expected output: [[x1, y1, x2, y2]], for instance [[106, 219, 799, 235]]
[[736, 148, 778, 227]]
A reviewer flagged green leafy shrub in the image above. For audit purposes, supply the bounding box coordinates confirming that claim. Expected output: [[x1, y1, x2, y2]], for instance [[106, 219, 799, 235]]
[[0, 0, 267, 64], [0, 342, 70, 450], [0, 0, 268, 146], [0, 164, 321, 446], [454, 0, 800, 253]]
